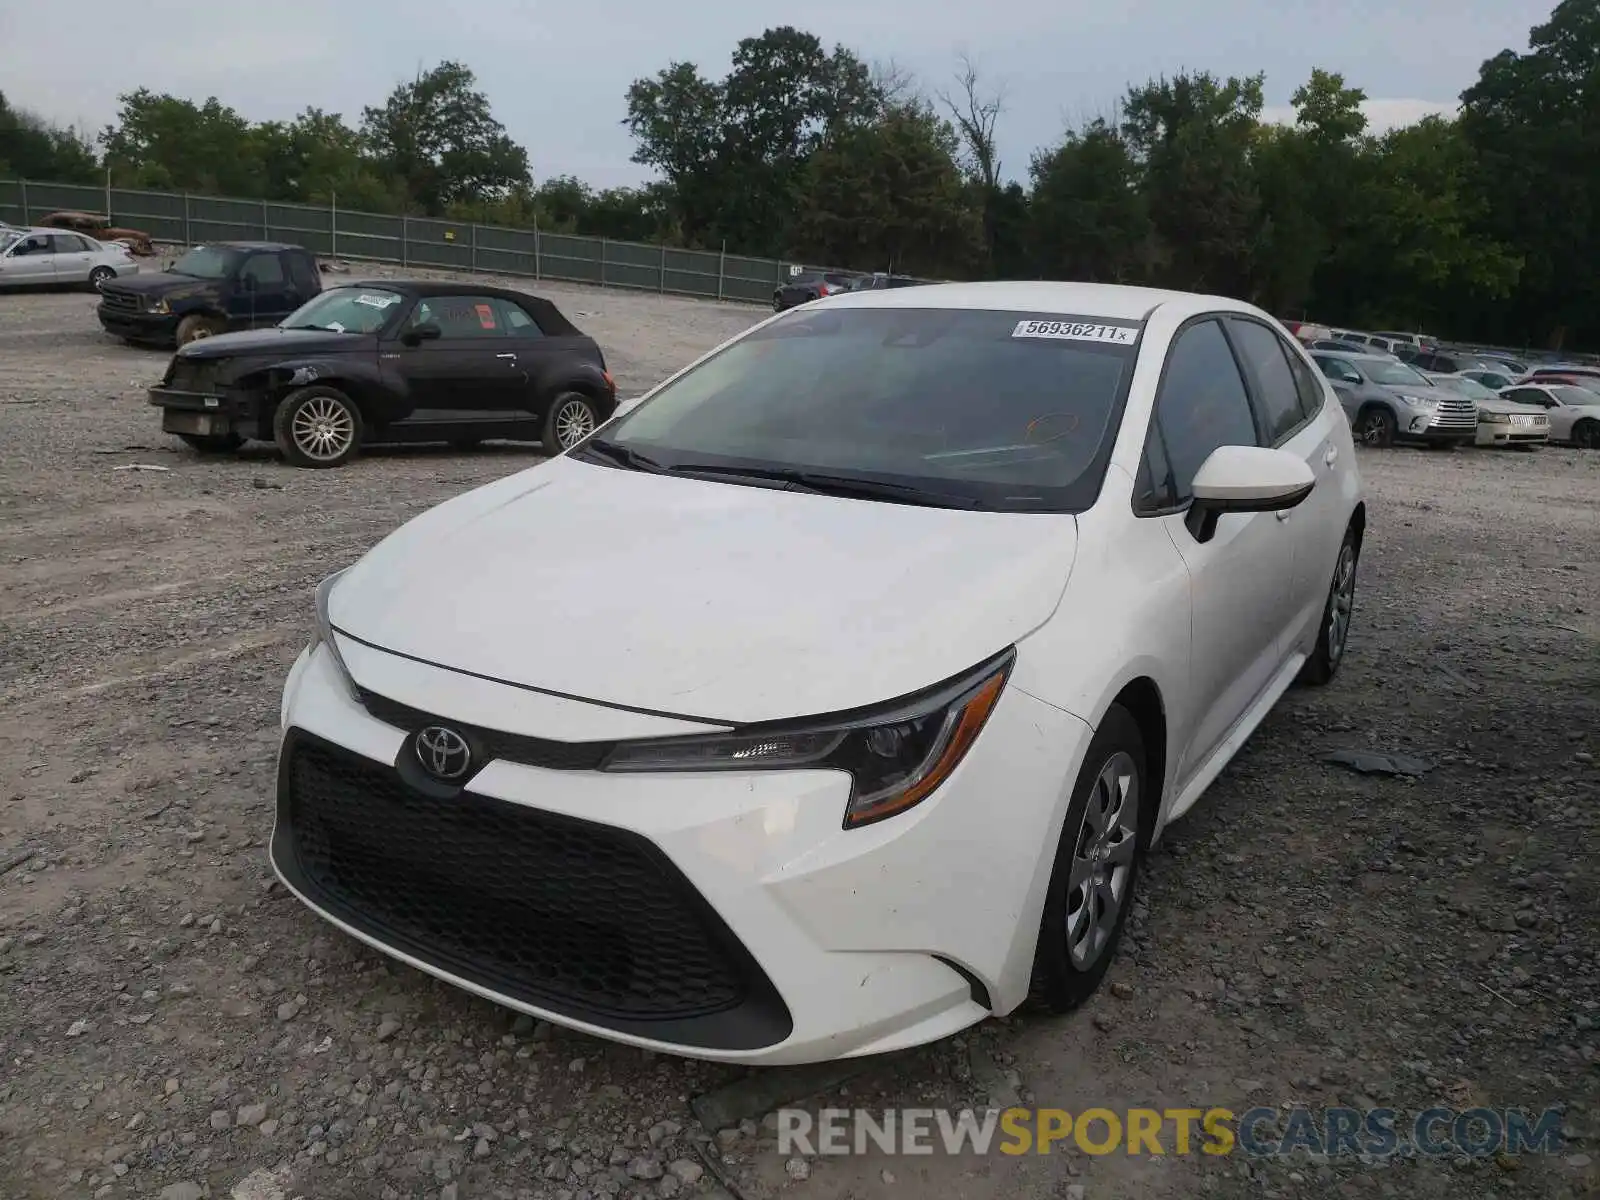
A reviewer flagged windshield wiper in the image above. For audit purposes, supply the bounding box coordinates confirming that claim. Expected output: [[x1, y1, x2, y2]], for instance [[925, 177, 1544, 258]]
[[572, 438, 667, 472], [664, 463, 985, 509]]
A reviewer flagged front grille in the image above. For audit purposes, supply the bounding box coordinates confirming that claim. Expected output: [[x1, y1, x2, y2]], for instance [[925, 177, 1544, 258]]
[[356, 688, 613, 771], [275, 734, 791, 1048], [100, 289, 139, 312], [166, 360, 220, 393], [1429, 398, 1478, 430]]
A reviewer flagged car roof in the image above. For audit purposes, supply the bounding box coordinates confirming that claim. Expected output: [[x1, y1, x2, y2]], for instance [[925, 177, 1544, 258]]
[[1312, 349, 1394, 363], [210, 241, 307, 251], [342, 278, 585, 336], [816, 280, 1258, 321]]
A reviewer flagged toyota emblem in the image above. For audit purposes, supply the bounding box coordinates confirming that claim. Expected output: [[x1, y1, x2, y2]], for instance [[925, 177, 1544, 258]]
[[415, 725, 472, 781]]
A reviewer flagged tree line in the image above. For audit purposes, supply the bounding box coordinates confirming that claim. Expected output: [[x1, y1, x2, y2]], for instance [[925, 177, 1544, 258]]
[[1, 0, 1596, 348]]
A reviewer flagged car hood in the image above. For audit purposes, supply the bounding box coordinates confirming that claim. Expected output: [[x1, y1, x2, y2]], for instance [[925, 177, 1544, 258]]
[[329, 456, 1078, 725], [101, 271, 216, 298], [175, 326, 367, 360], [1476, 397, 1545, 414]]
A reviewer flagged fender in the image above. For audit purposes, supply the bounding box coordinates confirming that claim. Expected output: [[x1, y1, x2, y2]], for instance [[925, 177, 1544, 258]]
[[233, 357, 412, 425], [547, 359, 619, 418]]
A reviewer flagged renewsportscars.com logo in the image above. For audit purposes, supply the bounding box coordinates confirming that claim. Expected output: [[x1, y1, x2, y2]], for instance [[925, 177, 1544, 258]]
[[775, 1106, 1566, 1159]]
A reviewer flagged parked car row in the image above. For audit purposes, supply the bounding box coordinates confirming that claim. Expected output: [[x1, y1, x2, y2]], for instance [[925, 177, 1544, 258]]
[[772, 267, 936, 311]]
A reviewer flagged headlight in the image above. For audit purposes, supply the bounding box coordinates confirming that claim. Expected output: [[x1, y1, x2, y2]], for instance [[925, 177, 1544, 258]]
[[1397, 393, 1436, 409], [1481, 411, 1512, 424], [146, 297, 170, 314], [601, 651, 1014, 829], [313, 570, 360, 699]]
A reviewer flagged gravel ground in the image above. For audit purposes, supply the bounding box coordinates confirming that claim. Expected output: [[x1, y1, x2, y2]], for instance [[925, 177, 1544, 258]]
[[0, 275, 1596, 1200]]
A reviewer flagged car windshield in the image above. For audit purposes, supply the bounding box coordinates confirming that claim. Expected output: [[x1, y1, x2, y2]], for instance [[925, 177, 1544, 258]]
[[1553, 386, 1600, 405], [281, 287, 404, 333], [0, 231, 18, 253], [1369, 360, 1429, 386], [1448, 377, 1498, 402], [168, 245, 239, 279], [593, 306, 1143, 512]]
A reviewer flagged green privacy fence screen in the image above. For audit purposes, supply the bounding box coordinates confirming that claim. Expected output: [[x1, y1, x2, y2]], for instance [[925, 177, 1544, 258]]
[[0, 179, 798, 306]]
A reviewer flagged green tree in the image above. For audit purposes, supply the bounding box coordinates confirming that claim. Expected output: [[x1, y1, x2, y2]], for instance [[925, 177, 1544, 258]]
[[1459, 0, 1600, 347], [0, 93, 99, 184], [1122, 71, 1265, 295], [624, 27, 883, 253], [100, 90, 265, 195], [1028, 118, 1152, 284], [791, 99, 980, 276], [360, 62, 530, 214]]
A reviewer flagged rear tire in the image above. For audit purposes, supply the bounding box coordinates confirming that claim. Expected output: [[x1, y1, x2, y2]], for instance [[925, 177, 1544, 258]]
[[88, 266, 114, 291], [177, 432, 243, 454], [273, 385, 363, 469], [1028, 705, 1147, 1013], [1297, 527, 1359, 686], [176, 314, 223, 346]]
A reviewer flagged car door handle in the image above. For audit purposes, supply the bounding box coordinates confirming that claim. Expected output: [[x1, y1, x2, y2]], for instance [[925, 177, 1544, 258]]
[[1276, 509, 1293, 522], [495, 353, 517, 360], [1324, 445, 1339, 467]]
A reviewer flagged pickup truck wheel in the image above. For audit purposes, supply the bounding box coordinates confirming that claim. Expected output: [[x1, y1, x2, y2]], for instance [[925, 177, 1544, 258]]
[[177, 432, 244, 454], [175, 314, 223, 346], [273, 386, 363, 468], [1354, 406, 1396, 448], [543, 392, 599, 453]]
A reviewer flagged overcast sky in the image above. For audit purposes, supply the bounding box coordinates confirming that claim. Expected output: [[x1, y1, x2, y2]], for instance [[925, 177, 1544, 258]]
[[0, 0, 1552, 190]]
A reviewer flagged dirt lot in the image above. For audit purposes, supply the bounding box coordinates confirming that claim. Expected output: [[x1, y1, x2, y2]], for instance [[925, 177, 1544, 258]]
[[0, 274, 1596, 1200]]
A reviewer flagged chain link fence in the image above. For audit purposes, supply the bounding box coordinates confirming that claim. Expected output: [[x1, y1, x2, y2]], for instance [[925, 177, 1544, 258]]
[[0, 179, 802, 306]]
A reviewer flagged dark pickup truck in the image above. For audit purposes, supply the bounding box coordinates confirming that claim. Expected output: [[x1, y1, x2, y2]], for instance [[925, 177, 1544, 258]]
[[98, 241, 323, 347]]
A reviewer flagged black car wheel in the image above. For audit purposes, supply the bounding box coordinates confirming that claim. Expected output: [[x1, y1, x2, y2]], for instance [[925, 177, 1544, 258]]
[[88, 266, 114, 291], [273, 385, 363, 469], [1574, 418, 1600, 449], [176, 314, 223, 346], [1355, 406, 1397, 448], [1028, 704, 1147, 1013], [543, 392, 600, 453]]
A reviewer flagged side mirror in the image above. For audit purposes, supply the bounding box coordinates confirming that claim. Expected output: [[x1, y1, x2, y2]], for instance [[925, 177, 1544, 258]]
[[401, 322, 442, 347], [1185, 445, 1315, 544]]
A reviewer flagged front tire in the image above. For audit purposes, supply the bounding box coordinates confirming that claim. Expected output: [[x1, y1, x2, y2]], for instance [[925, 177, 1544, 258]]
[[1297, 527, 1359, 686], [1028, 705, 1147, 1013], [543, 392, 600, 453], [175, 314, 223, 346], [1355, 406, 1396, 448], [1573, 419, 1600, 449], [273, 386, 363, 469]]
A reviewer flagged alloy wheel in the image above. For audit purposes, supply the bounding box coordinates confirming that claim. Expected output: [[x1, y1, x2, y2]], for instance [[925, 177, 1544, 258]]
[[1327, 541, 1356, 664], [553, 398, 596, 449], [1066, 751, 1140, 970], [1358, 414, 1387, 445], [290, 397, 356, 462]]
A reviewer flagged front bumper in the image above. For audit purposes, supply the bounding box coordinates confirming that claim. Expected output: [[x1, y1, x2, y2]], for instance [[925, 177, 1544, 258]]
[[1475, 421, 1549, 446], [271, 641, 1092, 1064], [148, 386, 263, 440], [98, 303, 179, 341]]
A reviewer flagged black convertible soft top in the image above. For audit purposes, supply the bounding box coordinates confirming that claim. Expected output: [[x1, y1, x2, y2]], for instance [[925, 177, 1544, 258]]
[[343, 278, 584, 338]]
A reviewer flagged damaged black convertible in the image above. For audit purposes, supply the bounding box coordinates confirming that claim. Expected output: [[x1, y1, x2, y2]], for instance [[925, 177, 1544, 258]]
[[147, 281, 618, 468]]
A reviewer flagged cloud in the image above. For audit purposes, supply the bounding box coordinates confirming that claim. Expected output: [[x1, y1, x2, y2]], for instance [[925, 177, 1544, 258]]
[[1259, 98, 1460, 135]]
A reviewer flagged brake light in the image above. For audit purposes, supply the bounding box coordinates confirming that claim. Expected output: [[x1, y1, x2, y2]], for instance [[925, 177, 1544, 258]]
[[602, 370, 615, 393], [817, 283, 832, 296]]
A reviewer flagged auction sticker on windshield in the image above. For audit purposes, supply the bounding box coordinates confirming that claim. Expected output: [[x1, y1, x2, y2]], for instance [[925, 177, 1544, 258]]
[[1012, 319, 1137, 345], [355, 293, 400, 309]]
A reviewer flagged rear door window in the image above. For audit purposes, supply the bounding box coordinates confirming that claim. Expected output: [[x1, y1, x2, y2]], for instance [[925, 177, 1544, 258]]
[[1226, 317, 1314, 442]]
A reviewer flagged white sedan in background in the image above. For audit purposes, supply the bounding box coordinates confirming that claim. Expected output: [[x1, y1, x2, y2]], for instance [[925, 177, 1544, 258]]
[[1498, 382, 1600, 449], [275, 282, 1366, 1065], [0, 227, 142, 291]]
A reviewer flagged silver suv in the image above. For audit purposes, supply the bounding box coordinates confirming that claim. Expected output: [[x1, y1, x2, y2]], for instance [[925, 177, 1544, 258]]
[[1311, 351, 1478, 447]]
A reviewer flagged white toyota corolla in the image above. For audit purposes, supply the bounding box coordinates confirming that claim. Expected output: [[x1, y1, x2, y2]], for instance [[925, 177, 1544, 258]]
[[274, 282, 1365, 1065]]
